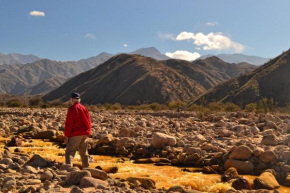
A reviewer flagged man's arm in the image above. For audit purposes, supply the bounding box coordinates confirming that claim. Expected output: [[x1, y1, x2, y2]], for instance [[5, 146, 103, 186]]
[[64, 108, 76, 138], [86, 109, 91, 136]]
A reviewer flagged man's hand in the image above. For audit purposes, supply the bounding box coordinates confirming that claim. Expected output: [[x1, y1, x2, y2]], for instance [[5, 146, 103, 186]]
[[64, 137, 69, 144]]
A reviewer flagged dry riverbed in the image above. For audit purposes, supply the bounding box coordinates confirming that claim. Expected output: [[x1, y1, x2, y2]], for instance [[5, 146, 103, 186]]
[[0, 108, 290, 192]]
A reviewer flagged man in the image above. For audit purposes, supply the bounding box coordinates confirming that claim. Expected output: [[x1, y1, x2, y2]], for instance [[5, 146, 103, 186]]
[[64, 92, 91, 168]]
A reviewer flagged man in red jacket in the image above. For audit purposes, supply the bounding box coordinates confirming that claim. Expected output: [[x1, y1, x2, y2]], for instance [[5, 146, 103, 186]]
[[64, 92, 91, 168]]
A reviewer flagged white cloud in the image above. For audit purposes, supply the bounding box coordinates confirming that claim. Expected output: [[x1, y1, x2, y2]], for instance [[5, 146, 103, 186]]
[[123, 44, 128, 47], [157, 32, 174, 40], [165, 50, 201, 61], [29, 11, 45, 17], [206, 22, 216, 26], [85, 33, 96, 40], [175, 31, 245, 53]]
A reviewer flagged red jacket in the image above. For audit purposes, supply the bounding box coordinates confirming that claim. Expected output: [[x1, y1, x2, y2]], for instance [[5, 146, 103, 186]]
[[64, 102, 91, 137]]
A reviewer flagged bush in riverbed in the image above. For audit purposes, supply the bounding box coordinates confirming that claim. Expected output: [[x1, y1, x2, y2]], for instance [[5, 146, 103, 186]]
[[224, 102, 241, 112], [244, 103, 257, 112], [29, 97, 43, 107], [168, 100, 185, 110], [6, 99, 23, 107]]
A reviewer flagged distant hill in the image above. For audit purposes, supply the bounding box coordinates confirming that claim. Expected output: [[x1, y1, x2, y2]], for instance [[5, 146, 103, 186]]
[[0, 59, 102, 95], [193, 49, 290, 107], [199, 53, 270, 65], [43, 54, 256, 105], [129, 47, 170, 60], [78, 52, 114, 66], [0, 53, 40, 65], [22, 76, 67, 95]]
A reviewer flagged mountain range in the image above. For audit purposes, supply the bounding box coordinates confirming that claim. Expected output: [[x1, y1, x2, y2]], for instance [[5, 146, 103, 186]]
[[193, 49, 290, 107], [43, 54, 256, 105], [0, 53, 40, 65], [199, 53, 270, 65], [0, 47, 257, 96]]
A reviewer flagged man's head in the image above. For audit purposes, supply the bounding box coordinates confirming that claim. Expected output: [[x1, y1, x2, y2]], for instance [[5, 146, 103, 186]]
[[70, 92, 81, 104]]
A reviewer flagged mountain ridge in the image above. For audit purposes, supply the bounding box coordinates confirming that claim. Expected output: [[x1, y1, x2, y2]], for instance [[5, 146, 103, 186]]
[[192, 49, 290, 107], [199, 53, 270, 65]]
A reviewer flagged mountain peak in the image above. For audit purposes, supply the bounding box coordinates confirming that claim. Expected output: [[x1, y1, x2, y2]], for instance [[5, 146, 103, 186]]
[[129, 47, 170, 60]]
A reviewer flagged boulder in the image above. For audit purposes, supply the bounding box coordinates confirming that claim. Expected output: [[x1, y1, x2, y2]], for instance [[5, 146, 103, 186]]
[[259, 151, 277, 163], [232, 177, 252, 190], [183, 153, 201, 164], [115, 138, 129, 148], [282, 151, 290, 162], [6, 137, 22, 147], [127, 177, 156, 189], [96, 134, 114, 145], [65, 170, 91, 185], [152, 132, 176, 148], [2, 176, 16, 192], [25, 154, 49, 167], [285, 174, 290, 186], [229, 145, 253, 160], [83, 168, 108, 180], [40, 170, 54, 181], [261, 135, 279, 146], [253, 172, 280, 190], [79, 177, 108, 188], [167, 185, 185, 193], [221, 167, 239, 182], [224, 159, 254, 174], [119, 128, 137, 137], [33, 130, 56, 140]]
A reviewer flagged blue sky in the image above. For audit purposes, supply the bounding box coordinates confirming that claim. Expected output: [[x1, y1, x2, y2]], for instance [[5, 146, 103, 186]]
[[0, 0, 289, 61]]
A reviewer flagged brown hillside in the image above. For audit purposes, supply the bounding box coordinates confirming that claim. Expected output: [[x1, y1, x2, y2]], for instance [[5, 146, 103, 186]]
[[43, 54, 206, 105], [192, 49, 290, 107]]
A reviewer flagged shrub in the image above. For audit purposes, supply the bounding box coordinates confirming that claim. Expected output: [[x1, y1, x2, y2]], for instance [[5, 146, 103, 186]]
[[168, 100, 185, 110], [29, 97, 43, 107], [110, 103, 122, 110], [224, 102, 241, 112], [47, 99, 63, 107], [187, 104, 210, 120], [257, 97, 277, 113], [149, 103, 168, 111], [208, 102, 224, 112], [244, 103, 257, 112], [6, 99, 23, 107]]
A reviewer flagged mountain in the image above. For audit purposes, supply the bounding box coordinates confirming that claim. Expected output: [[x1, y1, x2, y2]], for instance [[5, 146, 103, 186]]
[[0, 59, 101, 95], [165, 57, 256, 90], [43, 55, 256, 105], [199, 53, 270, 65], [43, 54, 205, 105], [192, 49, 290, 107], [22, 76, 67, 95], [0, 53, 40, 65], [78, 52, 113, 66], [129, 47, 170, 60]]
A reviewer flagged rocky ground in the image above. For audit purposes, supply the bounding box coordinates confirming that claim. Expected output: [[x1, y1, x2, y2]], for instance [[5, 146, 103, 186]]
[[0, 108, 290, 192]]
